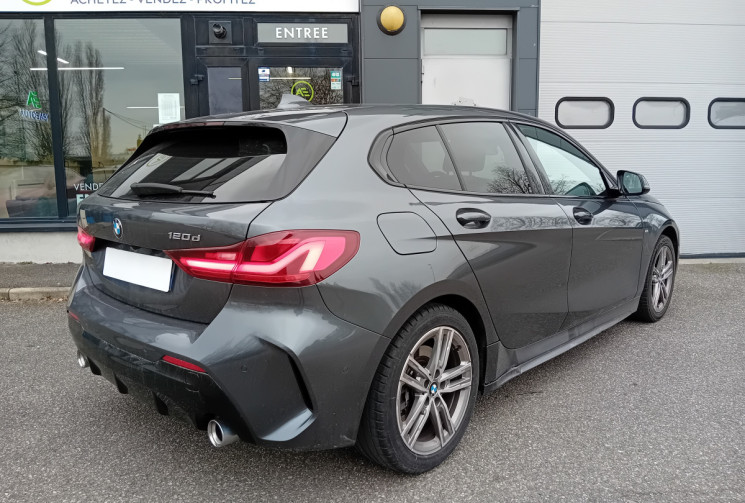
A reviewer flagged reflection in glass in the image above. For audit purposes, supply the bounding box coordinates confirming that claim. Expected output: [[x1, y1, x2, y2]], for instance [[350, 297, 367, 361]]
[[710, 100, 745, 128], [0, 20, 59, 218], [260, 67, 343, 109], [54, 18, 184, 209]]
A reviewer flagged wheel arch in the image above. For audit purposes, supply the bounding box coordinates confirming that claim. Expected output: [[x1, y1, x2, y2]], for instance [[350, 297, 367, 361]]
[[661, 224, 679, 259], [381, 281, 499, 389]]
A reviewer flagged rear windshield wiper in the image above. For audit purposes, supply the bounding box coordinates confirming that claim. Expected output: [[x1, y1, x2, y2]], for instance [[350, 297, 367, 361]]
[[130, 182, 216, 198]]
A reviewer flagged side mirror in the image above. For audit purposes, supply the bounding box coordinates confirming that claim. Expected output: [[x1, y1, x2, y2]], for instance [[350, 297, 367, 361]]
[[617, 170, 650, 196]]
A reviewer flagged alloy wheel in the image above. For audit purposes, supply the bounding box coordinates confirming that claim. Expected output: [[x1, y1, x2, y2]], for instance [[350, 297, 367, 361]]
[[396, 326, 473, 455], [651, 245, 674, 313]]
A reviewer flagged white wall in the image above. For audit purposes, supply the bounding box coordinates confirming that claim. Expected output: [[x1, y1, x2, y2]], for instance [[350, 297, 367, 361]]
[[539, 0, 745, 255], [0, 233, 81, 263]]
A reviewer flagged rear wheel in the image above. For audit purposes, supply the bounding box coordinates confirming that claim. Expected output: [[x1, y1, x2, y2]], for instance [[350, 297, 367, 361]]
[[634, 235, 676, 322], [357, 304, 479, 474]]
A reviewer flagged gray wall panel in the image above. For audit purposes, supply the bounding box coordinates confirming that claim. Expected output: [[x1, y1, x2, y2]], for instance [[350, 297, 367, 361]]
[[364, 59, 421, 103]]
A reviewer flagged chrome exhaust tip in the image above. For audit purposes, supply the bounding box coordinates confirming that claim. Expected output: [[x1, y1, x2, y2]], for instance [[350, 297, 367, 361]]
[[77, 351, 89, 369], [207, 419, 238, 448]]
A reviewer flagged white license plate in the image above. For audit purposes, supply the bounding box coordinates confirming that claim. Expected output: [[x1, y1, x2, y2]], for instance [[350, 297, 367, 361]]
[[103, 248, 174, 292]]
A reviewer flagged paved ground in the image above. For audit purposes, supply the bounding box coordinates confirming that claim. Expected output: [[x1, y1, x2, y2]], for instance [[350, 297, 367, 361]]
[[0, 263, 79, 289], [0, 264, 743, 502]]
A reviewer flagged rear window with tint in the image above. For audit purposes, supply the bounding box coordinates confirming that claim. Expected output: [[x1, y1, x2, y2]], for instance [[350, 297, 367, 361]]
[[97, 126, 335, 203]]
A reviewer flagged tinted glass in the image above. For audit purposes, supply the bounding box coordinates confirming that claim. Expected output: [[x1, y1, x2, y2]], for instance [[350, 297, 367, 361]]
[[386, 127, 460, 191], [556, 99, 613, 128], [0, 19, 58, 218], [517, 125, 607, 196], [440, 122, 533, 194], [98, 126, 334, 203], [709, 99, 745, 128], [208, 67, 243, 115]]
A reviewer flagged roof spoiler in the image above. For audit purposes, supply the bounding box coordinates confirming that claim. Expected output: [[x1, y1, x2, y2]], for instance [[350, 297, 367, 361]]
[[277, 94, 313, 109]]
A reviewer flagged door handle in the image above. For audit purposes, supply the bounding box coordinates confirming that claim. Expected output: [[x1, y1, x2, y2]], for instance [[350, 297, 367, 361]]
[[573, 207, 593, 225], [456, 209, 491, 229]]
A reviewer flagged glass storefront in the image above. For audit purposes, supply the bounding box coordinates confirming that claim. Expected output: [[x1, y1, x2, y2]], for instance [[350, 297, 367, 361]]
[[54, 18, 184, 208], [0, 12, 359, 229], [0, 19, 56, 219], [259, 67, 344, 109]]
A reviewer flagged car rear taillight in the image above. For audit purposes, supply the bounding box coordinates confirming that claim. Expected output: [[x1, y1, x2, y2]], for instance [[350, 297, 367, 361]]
[[77, 227, 95, 252], [165, 230, 360, 287]]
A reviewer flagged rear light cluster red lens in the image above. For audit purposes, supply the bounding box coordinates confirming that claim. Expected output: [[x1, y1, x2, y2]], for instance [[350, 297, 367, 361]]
[[77, 227, 95, 252], [162, 355, 206, 373], [165, 230, 360, 287]]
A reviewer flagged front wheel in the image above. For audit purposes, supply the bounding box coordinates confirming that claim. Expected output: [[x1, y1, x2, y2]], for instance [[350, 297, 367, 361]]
[[357, 304, 479, 474], [634, 235, 676, 322]]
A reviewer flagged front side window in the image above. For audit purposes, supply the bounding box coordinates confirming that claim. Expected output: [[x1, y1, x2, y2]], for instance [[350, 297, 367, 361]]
[[517, 125, 607, 197], [0, 19, 58, 219], [386, 126, 460, 191], [439, 122, 533, 194]]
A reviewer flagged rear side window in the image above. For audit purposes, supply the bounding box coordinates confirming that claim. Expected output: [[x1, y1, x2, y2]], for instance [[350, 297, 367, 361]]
[[439, 122, 533, 194], [386, 126, 461, 191], [98, 126, 335, 203], [517, 124, 607, 197]]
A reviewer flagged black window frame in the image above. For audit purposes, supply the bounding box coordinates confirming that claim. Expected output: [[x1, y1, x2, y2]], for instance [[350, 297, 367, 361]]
[[369, 117, 548, 198], [555, 97, 615, 130], [708, 98, 745, 130], [509, 120, 620, 199], [633, 97, 691, 129]]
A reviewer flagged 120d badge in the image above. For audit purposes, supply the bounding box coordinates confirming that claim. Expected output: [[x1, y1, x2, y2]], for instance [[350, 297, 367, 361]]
[[168, 232, 201, 242]]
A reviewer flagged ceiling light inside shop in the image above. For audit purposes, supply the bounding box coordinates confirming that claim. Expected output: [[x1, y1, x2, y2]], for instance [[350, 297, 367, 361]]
[[30, 67, 125, 71], [37, 50, 70, 64]]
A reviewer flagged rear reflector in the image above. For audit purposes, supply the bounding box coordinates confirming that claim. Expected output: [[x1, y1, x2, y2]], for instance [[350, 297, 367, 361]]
[[162, 355, 206, 373], [77, 227, 95, 252], [165, 230, 360, 287]]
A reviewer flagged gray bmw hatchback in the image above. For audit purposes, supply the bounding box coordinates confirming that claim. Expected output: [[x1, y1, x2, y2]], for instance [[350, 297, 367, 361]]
[[68, 102, 678, 473]]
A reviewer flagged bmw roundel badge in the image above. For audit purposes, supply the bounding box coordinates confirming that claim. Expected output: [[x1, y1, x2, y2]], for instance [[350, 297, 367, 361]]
[[113, 218, 123, 239]]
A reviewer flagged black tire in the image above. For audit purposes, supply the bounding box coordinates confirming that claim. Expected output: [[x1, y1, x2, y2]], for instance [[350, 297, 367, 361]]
[[634, 235, 676, 322], [357, 304, 480, 474]]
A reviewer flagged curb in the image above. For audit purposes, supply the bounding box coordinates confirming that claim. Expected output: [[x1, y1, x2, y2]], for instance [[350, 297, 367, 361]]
[[1, 287, 70, 301]]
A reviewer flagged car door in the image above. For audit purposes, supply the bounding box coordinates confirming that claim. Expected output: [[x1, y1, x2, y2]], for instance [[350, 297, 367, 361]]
[[385, 121, 573, 349], [513, 123, 644, 329]]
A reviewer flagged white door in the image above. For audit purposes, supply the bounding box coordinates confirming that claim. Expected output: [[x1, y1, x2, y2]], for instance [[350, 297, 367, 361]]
[[421, 15, 512, 109]]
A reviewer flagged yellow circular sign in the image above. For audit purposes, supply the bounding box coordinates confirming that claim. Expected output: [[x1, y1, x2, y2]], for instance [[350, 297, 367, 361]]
[[22, 0, 53, 5], [291, 80, 314, 102]]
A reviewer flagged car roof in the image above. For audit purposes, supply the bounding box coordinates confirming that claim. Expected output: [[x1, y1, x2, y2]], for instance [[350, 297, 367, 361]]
[[164, 104, 547, 136]]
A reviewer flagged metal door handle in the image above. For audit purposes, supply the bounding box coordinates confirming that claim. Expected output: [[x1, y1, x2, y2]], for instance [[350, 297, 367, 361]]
[[573, 208, 593, 225], [456, 209, 491, 229]]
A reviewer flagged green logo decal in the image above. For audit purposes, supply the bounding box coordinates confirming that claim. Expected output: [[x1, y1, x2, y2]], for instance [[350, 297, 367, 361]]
[[22, 0, 53, 6], [26, 91, 41, 109], [291, 80, 314, 102]]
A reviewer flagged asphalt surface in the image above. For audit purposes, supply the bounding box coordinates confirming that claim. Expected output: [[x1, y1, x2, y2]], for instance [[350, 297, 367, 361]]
[[0, 264, 743, 502]]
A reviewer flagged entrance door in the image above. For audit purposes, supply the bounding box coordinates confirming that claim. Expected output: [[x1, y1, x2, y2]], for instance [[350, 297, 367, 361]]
[[421, 14, 512, 109]]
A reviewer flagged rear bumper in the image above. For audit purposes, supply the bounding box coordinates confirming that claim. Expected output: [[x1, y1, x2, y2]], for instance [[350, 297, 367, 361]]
[[67, 266, 390, 450]]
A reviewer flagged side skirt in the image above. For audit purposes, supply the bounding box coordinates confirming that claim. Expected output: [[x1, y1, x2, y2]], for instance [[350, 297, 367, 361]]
[[483, 298, 639, 393]]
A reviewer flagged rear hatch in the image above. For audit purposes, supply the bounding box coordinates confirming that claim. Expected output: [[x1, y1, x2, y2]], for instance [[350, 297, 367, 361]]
[[78, 120, 340, 323]]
